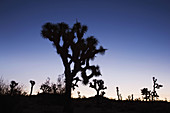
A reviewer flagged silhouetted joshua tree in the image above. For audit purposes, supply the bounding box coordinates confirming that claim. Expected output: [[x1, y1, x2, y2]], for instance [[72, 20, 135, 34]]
[[40, 77, 52, 93], [10, 80, 18, 96], [132, 94, 134, 101], [100, 91, 106, 97], [41, 21, 106, 112], [127, 94, 134, 101], [116, 87, 122, 100], [57, 74, 65, 94], [141, 88, 151, 101], [51, 83, 57, 94], [151, 77, 163, 101], [77, 91, 81, 98], [89, 79, 107, 96], [29, 80, 35, 96], [120, 94, 123, 100]]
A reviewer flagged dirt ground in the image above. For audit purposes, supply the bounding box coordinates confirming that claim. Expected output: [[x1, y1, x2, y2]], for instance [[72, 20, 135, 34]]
[[1, 95, 169, 113]]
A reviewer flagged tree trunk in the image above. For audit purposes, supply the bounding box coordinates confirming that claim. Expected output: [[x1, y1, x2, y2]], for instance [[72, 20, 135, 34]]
[[10, 88, 13, 96], [30, 86, 33, 96], [97, 90, 99, 96], [63, 72, 73, 113]]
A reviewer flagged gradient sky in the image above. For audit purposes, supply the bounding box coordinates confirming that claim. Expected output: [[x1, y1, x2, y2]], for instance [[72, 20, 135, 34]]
[[0, 0, 170, 100]]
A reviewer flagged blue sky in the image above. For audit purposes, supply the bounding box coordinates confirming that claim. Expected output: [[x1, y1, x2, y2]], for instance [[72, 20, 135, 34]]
[[0, 0, 170, 100]]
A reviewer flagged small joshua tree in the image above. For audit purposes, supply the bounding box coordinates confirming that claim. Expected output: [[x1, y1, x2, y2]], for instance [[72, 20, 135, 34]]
[[127, 94, 134, 101], [116, 87, 119, 100], [119, 94, 122, 100], [57, 74, 66, 94], [40, 77, 52, 93], [141, 88, 151, 101], [30, 80, 35, 96], [100, 91, 105, 97], [151, 77, 163, 101], [132, 94, 134, 101], [10, 81, 18, 96], [51, 83, 57, 94], [77, 91, 81, 98], [89, 79, 107, 96], [116, 87, 122, 100]]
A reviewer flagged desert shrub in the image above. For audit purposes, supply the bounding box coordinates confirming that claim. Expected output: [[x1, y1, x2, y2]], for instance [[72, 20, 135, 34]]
[[0, 77, 10, 95]]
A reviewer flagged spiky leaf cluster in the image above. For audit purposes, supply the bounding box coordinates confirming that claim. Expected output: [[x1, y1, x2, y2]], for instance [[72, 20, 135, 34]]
[[10, 81, 18, 89], [30, 80, 35, 86], [41, 22, 106, 85]]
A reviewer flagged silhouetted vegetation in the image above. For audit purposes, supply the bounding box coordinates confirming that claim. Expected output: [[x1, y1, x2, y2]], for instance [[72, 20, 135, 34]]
[[41, 21, 106, 112], [72, 77, 81, 90], [100, 91, 106, 97], [77, 91, 81, 98], [29, 80, 35, 96], [141, 77, 163, 101], [127, 94, 134, 101], [0, 77, 9, 95], [89, 79, 107, 96], [0, 76, 168, 113], [40, 76, 65, 95], [141, 88, 151, 101], [40, 77, 52, 93], [116, 87, 122, 100], [10, 81, 18, 96], [0, 77, 27, 96], [152, 77, 163, 101], [0, 19, 167, 112]]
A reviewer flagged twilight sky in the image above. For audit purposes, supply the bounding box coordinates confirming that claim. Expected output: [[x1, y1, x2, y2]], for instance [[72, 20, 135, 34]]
[[0, 0, 170, 100]]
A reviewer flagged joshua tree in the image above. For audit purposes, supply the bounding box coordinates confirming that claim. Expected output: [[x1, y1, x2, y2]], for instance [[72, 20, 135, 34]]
[[116, 87, 121, 100], [77, 91, 81, 98], [51, 83, 57, 94], [10, 81, 18, 96], [151, 77, 163, 101], [41, 21, 106, 112], [100, 91, 106, 97], [89, 79, 107, 96], [132, 94, 134, 101], [119, 94, 122, 100], [57, 74, 65, 94], [127, 94, 134, 101], [29, 80, 35, 96], [40, 77, 52, 93], [141, 88, 151, 101]]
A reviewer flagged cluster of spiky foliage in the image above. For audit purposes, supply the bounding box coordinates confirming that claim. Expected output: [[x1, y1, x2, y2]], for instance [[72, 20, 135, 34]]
[[10, 81, 18, 95], [89, 79, 107, 96], [141, 88, 151, 101], [41, 22, 106, 85]]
